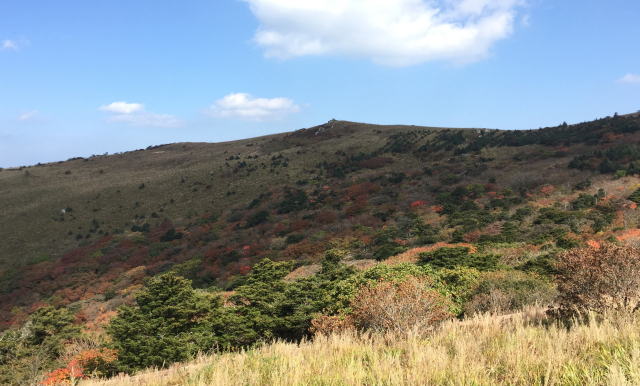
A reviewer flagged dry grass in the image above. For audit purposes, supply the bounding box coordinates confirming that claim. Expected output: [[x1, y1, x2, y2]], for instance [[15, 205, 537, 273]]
[[79, 309, 640, 386], [385, 243, 477, 265]]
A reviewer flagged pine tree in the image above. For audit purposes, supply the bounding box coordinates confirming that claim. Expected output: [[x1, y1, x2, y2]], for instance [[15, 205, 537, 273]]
[[107, 273, 228, 371]]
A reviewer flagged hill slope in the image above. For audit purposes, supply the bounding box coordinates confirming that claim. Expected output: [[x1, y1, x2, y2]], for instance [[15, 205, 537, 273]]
[[2, 114, 640, 329]]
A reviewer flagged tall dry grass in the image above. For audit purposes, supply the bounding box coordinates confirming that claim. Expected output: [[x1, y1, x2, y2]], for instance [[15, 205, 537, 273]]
[[80, 308, 640, 386]]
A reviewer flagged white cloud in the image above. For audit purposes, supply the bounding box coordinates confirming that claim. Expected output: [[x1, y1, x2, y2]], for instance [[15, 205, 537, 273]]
[[241, 0, 525, 66], [618, 74, 640, 84], [209, 93, 300, 121], [99, 101, 144, 114], [99, 102, 185, 128], [19, 110, 38, 121], [1, 40, 18, 51]]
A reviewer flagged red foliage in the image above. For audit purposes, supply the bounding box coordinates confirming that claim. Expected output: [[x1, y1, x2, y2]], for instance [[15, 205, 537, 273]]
[[117, 239, 136, 250], [148, 221, 174, 243], [541, 185, 555, 195], [410, 200, 428, 208], [344, 182, 381, 197], [273, 223, 287, 234], [345, 196, 369, 217], [203, 246, 224, 262], [90, 235, 113, 250], [290, 220, 310, 231], [315, 211, 338, 224]]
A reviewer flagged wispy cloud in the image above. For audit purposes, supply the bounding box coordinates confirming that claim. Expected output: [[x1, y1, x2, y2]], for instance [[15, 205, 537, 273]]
[[208, 93, 300, 121], [99, 101, 185, 128], [618, 74, 640, 84], [99, 101, 144, 114], [19, 110, 38, 121], [1, 40, 18, 51], [241, 0, 526, 66]]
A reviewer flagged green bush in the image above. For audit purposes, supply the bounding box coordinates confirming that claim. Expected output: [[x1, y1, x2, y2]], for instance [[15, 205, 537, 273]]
[[614, 170, 627, 179], [464, 270, 557, 315], [571, 193, 596, 210], [418, 247, 500, 271], [0, 306, 81, 384], [628, 188, 640, 204], [535, 208, 579, 225], [331, 263, 480, 317], [246, 210, 271, 227], [516, 253, 558, 277]]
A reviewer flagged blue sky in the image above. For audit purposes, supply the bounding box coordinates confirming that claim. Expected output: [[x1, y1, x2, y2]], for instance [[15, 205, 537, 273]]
[[1, 0, 639, 167]]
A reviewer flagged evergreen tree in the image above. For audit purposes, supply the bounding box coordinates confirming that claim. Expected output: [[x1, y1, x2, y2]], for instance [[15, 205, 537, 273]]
[[107, 273, 229, 371]]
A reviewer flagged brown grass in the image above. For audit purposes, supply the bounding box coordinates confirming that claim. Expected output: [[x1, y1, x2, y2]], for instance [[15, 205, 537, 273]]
[[77, 309, 640, 386], [385, 242, 477, 265]]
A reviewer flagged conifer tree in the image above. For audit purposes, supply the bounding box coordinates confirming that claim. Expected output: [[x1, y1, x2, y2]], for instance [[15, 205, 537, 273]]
[[107, 273, 228, 371]]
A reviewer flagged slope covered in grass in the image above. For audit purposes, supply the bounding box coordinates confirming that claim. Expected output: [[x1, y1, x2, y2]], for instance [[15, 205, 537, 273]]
[[78, 309, 640, 386], [3, 114, 640, 329]]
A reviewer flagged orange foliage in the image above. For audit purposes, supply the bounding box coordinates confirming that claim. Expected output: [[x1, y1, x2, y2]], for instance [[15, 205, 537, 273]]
[[541, 185, 555, 195], [42, 348, 118, 385], [616, 229, 640, 243], [351, 276, 452, 333], [586, 240, 600, 249]]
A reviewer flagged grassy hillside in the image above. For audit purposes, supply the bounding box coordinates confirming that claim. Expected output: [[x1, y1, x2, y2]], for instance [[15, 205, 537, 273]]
[[5, 113, 640, 385], [78, 309, 640, 386], [0, 120, 449, 267]]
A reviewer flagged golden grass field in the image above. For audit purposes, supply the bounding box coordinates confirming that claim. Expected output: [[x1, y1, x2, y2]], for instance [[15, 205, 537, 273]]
[[77, 308, 640, 386]]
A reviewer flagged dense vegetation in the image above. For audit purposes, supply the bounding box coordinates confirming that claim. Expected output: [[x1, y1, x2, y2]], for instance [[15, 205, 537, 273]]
[[3, 113, 640, 384]]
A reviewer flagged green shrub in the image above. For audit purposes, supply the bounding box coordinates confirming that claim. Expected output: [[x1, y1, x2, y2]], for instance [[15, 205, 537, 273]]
[[535, 208, 579, 225], [160, 228, 183, 242], [418, 247, 500, 271], [574, 179, 592, 191], [614, 170, 627, 179], [571, 193, 596, 210], [439, 172, 462, 185], [516, 253, 557, 277], [285, 233, 305, 245], [373, 243, 408, 261], [246, 210, 271, 228], [464, 270, 557, 315], [148, 242, 173, 258], [628, 188, 640, 203]]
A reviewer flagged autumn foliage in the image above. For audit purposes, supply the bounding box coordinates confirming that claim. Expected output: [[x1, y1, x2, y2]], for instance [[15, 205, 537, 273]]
[[351, 276, 452, 334], [555, 243, 640, 315], [41, 348, 118, 385]]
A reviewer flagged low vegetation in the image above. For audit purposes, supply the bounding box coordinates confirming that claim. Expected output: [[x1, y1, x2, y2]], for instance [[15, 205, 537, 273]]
[[3, 113, 640, 384]]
